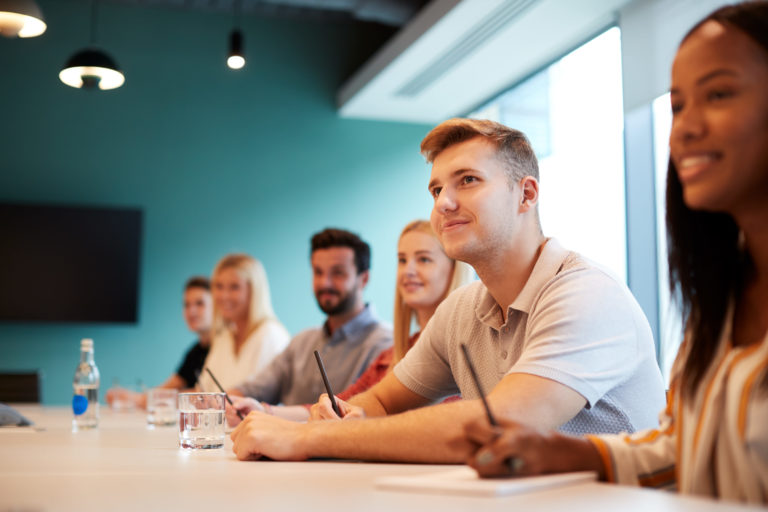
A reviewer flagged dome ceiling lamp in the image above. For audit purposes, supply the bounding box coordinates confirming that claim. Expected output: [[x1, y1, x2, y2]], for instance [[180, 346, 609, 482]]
[[59, 0, 124, 90], [0, 0, 47, 38]]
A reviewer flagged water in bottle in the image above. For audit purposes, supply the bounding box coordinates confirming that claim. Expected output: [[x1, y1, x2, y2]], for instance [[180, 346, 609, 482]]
[[72, 338, 100, 431]]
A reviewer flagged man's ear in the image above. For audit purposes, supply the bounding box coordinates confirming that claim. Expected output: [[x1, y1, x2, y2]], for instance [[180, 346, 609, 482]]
[[358, 269, 370, 288], [518, 176, 539, 213]]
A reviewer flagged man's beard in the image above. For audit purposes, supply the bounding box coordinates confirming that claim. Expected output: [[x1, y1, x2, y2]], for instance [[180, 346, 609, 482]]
[[315, 288, 357, 316]]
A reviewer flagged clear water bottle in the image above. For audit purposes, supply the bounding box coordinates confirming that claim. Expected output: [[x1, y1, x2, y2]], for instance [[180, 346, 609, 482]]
[[72, 338, 100, 430]]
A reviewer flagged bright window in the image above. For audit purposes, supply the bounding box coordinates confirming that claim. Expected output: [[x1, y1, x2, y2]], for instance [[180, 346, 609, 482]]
[[653, 92, 683, 382], [470, 28, 626, 281]]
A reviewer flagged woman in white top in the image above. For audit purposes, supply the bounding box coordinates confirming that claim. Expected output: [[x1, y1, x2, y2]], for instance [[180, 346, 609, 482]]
[[463, 2, 768, 503], [198, 253, 290, 391]]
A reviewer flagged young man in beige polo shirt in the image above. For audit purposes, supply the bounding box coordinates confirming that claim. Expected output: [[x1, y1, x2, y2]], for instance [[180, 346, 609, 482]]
[[229, 118, 665, 463]]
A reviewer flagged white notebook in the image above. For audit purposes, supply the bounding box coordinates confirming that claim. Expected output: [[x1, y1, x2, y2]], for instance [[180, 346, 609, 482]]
[[376, 467, 597, 497]]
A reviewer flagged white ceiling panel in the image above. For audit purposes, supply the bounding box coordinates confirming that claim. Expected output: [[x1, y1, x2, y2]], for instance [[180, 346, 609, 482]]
[[338, 0, 636, 123]]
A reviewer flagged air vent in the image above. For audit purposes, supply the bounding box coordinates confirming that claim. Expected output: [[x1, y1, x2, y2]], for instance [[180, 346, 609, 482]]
[[395, 0, 539, 97]]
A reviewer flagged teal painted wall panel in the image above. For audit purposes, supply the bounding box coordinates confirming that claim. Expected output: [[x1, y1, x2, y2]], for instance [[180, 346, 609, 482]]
[[0, 0, 434, 404]]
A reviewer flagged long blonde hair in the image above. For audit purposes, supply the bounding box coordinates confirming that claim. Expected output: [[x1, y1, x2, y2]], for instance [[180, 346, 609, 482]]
[[391, 220, 474, 365], [211, 253, 277, 338]]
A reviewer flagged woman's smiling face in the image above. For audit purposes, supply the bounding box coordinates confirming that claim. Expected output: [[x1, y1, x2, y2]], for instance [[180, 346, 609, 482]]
[[669, 20, 768, 216], [397, 230, 453, 312]]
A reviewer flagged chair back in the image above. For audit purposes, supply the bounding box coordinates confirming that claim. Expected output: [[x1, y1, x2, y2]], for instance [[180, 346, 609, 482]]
[[0, 371, 41, 403]]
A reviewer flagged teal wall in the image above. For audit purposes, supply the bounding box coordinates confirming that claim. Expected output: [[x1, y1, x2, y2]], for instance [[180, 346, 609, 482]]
[[0, 0, 434, 404]]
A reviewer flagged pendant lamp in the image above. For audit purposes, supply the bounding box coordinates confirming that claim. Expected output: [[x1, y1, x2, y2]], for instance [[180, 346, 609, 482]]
[[0, 0, 47, 37], [59, 0, 124, 90], [227, 29, 245, 70], [226, 0, 245, 70]]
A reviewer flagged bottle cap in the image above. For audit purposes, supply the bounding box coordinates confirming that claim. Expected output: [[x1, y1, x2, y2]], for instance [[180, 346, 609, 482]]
[[80, 338, 94, 349]]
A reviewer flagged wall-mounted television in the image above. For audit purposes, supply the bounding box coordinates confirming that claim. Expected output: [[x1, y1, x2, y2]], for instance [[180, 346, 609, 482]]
[[0, 203, 143, 323]]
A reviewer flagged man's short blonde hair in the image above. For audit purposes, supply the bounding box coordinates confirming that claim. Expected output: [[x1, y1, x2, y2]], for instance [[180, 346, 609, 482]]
[[420, 118, 539, 183]]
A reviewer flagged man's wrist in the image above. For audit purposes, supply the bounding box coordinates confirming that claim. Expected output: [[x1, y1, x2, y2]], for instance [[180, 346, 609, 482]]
[[294, 421, 318, 460]]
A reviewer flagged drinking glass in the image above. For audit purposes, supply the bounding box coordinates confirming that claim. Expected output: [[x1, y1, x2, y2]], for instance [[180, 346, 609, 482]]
[[178, 392, 226, 449], [147, 388, 178, 427]]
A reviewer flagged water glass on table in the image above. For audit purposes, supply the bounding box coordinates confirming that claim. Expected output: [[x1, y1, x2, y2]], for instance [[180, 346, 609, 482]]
[[178, 392, 226, 449], [109, 389, 136, 412], [147, 388, 178, 427]]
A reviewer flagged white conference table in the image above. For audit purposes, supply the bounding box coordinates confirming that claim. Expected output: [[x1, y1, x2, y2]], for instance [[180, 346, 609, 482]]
[[0, 405, 763, 512]]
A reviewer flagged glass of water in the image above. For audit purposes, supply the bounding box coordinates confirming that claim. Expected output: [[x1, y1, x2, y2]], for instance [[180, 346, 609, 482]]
[[178, 392, 226, 449], [147, 388, 178, 427]]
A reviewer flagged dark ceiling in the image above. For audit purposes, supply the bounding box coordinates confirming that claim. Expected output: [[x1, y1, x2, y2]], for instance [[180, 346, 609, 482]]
[[102, 0, 430, 80], [105, 0, 430, 27]]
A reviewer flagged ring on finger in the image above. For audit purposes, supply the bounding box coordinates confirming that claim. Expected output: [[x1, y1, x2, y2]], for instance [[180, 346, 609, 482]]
[[476, 450, 494, 466], [507, 456, 524, 473]]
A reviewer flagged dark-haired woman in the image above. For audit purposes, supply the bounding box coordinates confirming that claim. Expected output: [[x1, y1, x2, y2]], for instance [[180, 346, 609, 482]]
[[463, 2, 768, 503]]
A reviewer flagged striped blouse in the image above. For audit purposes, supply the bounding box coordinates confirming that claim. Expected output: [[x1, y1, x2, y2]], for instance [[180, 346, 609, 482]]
[[588, 306, 768, 503]]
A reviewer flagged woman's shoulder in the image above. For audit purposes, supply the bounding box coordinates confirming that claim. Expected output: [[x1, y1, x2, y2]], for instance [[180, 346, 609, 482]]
[[210, 327, 233, 347], [250, 318, 291, 341]]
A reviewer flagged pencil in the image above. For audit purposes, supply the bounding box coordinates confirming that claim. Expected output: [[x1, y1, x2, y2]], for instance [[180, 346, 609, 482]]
[[460, 343, 523, 474], [204, 367, 244, 420], [314, 350, 342, 417], [460, 343, 497, 426]]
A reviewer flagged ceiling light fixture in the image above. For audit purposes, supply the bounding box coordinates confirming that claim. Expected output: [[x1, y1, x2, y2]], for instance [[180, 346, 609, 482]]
[[227, 29, 245, 70], [0, 0, 47, 37], [227, 0, 244, 70], [59, 0, 124, 90]]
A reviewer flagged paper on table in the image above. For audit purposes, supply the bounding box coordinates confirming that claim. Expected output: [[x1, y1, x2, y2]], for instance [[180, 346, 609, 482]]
[[0, 425, 44, 433], [376, 467, 597, 497]]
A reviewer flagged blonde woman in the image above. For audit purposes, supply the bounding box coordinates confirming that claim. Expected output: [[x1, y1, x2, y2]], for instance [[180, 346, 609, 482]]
[[332, 219, 473, 402], [198, 254, 290, 391]]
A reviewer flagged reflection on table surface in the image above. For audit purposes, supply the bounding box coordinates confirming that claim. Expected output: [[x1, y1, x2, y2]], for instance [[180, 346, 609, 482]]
[[0, 405, 761, 512]]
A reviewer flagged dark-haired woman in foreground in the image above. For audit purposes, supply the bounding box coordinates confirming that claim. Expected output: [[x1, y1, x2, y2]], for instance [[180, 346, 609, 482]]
[[464, 2, 768, 502]]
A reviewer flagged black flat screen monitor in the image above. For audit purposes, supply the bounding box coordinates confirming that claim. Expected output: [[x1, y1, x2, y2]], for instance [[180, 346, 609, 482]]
[[0, 203, 142, 323]]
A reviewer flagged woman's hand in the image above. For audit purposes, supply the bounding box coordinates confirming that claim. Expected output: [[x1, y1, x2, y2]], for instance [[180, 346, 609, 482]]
[[464, 417, 606, 479], [226, 396, 265, 427], [106, 387, 146, 410], [308, 394, 365, 421]]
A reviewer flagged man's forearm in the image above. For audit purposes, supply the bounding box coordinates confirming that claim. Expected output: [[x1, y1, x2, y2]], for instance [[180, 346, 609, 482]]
[[270, 405, 310, 422], [347, 372, 431, 417], [348, 389, 388, 417], [300, 399, 487, 463], [235, 371, 281, 403]]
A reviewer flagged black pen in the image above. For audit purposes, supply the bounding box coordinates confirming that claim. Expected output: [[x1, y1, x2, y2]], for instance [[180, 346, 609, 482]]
[[460, 343, 523, 474], [204, 367, 244, 420], [314, 350, 342, 417]]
